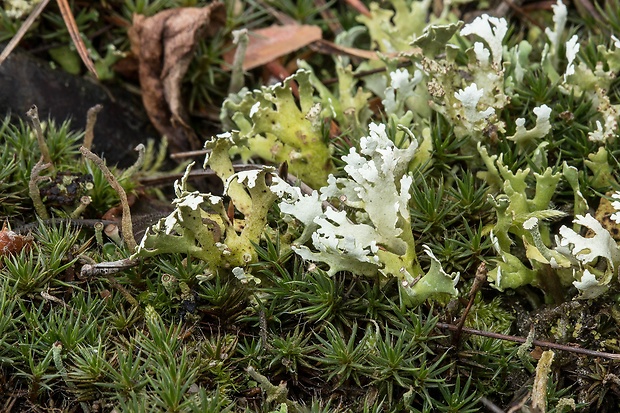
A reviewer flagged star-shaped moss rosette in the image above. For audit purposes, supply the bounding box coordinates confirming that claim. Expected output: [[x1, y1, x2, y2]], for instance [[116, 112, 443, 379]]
[[221, 70, 335, 189]]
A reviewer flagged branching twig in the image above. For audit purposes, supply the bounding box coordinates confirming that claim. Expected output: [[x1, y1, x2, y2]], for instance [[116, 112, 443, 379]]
[[104, 274, 139, 307], [83, 104, 103, 151], [79, 146, 137, 252]]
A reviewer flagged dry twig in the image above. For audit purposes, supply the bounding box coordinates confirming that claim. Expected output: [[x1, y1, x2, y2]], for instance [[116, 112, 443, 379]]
[[452, 262, 487, 347], [0, 0, 52, 66], [0, 0, 98, 78], [56, 0, 98, 78], [437, 323, 620, 360]]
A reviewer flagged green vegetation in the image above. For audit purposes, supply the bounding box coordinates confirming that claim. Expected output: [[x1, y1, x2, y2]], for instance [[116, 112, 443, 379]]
[[3, 0, 620, 412]]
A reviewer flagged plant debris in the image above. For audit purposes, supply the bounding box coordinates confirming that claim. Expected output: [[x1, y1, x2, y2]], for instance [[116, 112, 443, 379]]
[[128, 3, 227, 153]]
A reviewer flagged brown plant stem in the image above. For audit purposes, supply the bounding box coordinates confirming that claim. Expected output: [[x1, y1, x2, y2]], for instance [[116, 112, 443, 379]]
[[452, 262, 487, 347], [169, 148, 211, 160], [322, 60, 412, 86], [14, 218, 118, 234], [79, 146, 137, 252], [436, 322, 620, 360]]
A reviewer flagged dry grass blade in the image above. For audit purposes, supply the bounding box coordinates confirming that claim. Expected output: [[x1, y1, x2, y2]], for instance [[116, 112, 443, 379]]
[[56, 0, 98, 78], [345, 0, 371, 16], [0, 0, 52, 66]]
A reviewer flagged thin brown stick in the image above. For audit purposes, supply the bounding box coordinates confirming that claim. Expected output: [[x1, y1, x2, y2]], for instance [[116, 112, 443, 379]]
[[170, 149, 211, 160], [436, 323, 620, 360], [452, 262, 487, 346], [322, 60, 412, 86], [79, 146, 137, 252], [0, 0, 52, 66], [14, 218, 118, 234], [83, 104, 103, 151], [41, 291, 79, 317], [56, 0, 98, 78], [507, 392, 531, 413]]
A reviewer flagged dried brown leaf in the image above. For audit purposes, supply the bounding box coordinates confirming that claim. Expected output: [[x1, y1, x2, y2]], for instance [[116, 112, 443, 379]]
[[0, 223, 33, 257], [129, 3, 226, 153], [223, 25, 322, 71]]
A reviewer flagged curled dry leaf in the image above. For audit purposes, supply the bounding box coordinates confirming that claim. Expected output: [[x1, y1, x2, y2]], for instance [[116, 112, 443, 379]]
[[223, 25, 322, 71], [129, 3, 226, 154], [0, 224, 33, 257]]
